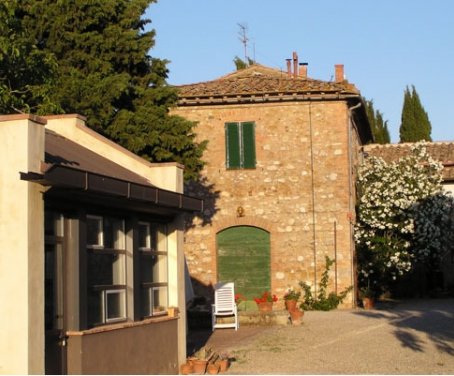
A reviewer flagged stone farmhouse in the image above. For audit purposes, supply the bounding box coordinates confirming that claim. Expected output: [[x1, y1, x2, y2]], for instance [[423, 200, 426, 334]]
[[0, 114, 202, 374], [173, 53, 373, 308]]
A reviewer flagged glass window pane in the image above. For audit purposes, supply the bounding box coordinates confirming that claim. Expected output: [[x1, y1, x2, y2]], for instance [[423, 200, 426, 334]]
[[45, 212, 64, 237], [87, 290, 103, 327], [141, 288, 152, 317], [140, 256, 154, 283], [103, 217, 125, 249], [138, 222, 150, 249], [155, 224, 167, 252], [87, 253, 125, 286], [140, 254, 168, 283], [153, 254, 168, 283], [87, 216, 103, 246], [105, 290, 126, 321], [153, 287, 168, 314]]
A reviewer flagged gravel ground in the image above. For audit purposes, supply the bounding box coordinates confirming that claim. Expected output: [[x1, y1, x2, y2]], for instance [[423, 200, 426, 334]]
[[193, 298, 454, 374]]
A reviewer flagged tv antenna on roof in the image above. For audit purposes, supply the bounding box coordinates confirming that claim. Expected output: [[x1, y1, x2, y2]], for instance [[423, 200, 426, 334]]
[[237, 23, 249, 62]]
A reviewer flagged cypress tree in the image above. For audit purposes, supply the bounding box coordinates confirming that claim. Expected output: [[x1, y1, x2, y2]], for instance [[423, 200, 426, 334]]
[[7, 0, 206, 181], [364, 99, 390, 144], [399, 85, 432, 142]]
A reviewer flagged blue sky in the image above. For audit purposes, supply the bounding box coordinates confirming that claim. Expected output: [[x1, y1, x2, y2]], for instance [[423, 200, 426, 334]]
[[145, 0, 454, 143]]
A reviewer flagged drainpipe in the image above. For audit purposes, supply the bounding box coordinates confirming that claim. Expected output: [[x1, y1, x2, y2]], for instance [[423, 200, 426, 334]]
[[334, 220, 338, 294], [347, 101, 362, 307], [309, 101, 317, 297]]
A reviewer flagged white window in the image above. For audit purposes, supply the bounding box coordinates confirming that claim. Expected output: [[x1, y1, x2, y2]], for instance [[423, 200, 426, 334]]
[[87, 215, 127, 326], [140, 222, 168, 317], [103, 289, 126, 323]]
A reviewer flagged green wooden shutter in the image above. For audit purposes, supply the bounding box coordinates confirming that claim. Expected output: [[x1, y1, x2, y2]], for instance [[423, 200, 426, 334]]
[[225, 122, 240, 168], [241, 122, 256, 168]]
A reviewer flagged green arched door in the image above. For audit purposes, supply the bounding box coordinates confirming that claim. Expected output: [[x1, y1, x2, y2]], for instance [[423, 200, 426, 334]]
[[217, 226, 270, 299]]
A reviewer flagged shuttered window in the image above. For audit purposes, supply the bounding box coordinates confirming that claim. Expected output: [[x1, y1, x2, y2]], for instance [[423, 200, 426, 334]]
[[225, 121, 256, 169]]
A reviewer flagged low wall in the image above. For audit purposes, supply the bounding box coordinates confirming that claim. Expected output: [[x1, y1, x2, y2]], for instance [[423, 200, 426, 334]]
[[67, 317, 179, 374]]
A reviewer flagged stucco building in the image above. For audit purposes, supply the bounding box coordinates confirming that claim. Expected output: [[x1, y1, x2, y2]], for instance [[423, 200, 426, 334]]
[[173, 54, 373, 308], [0, 114, 201, 374]]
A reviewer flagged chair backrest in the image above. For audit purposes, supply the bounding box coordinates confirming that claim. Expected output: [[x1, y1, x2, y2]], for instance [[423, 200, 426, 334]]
[[214, 282, 235, 312]]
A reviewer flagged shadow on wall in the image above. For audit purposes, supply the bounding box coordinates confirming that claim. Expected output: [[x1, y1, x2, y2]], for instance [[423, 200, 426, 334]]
[[184, 176, 220, 228], [353, 299, 454, 356]]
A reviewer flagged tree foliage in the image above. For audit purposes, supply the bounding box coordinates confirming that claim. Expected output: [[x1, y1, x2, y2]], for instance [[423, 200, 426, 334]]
[[233, 56, 255, 70], [0, 1, 60, 114], [364, 99, 390, 144], [399, 85, 432, 143], [1, 0, 206, 181], [355, 143, 453, 295]]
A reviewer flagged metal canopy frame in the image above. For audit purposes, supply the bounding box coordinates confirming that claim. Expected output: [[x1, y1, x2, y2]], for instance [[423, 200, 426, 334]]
[[20, 164, 203, 214]]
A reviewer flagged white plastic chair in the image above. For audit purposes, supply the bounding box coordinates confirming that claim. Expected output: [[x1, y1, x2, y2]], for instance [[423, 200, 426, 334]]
[[211, 282, 239, 331]]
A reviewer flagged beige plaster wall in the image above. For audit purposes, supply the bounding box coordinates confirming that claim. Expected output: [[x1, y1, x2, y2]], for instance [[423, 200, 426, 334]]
[[443, 183, 454, 195], [44, 115, 184, 193], [0, 115, 45, 374], [174, 100, 360, 308]]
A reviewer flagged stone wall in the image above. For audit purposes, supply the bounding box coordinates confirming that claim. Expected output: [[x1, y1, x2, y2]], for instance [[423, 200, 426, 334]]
[[174, 100, 361, 308]]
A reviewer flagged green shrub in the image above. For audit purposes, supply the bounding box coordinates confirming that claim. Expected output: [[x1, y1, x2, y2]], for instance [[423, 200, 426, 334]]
[[299, 256, 352, 311]]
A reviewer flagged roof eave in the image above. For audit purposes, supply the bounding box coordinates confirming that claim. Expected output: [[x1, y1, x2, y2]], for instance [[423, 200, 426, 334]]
[[20, 165, 203, 213]]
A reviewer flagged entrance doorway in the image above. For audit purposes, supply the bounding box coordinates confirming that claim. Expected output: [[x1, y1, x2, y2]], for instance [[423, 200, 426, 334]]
[[217, 226, 270, 299]]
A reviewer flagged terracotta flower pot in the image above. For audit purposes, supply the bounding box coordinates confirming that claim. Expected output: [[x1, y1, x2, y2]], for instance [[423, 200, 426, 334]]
[[362, 297, 375, 309], [180, 362, 193, 375], [192, 359, 208, 375], [289, 309, 304, 325], [207, 362, 220, 375], [217, 359, 229, 372], [257, 301, 273, 312], [285, 299, 298, 312]]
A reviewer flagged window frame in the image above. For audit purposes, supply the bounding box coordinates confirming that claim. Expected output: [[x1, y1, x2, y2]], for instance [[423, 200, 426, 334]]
[[86, 214, 128, 326], [139, 221, 169, 318]]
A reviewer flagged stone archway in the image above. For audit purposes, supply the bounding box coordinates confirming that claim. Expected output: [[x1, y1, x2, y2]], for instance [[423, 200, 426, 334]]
[[216, 226, 270, 299]]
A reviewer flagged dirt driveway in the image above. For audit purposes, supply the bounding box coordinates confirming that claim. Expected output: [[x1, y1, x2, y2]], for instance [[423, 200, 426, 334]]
[[188, 298, 454, 374]]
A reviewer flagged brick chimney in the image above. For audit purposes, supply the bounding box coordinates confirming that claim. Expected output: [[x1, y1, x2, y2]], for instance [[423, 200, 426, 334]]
[[335, 64, 344, 82], [286, 59, 292, 77], [299, 64, 308, 79], [292, 52, 298, 78]]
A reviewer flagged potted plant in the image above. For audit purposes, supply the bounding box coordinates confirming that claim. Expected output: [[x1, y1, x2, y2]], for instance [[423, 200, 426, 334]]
[[254, 291, 278, 312], [215, 353, 230, 372], [191, 346, 214, 374], [359, 286, 375, 309], [283, 287, 301, 312]]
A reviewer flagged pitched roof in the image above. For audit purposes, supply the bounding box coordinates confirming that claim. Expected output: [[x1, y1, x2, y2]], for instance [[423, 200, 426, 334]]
[[364, 142, 454, 182], [23, 130, 203, 214], [177, 64, 361, 105], [44, 129, 151, 186]]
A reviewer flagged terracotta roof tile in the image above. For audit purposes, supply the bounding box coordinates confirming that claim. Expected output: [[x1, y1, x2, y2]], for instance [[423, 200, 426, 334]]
[[177, 64, 360, 101], [364, 142, 454, 182]]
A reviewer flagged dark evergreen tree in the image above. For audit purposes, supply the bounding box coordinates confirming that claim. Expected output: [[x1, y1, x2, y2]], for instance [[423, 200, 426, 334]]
[[3, 0, 206, 181], [364, 99, 390, 144], [0, 1, 60, 114], [399, 85, 432, 142]]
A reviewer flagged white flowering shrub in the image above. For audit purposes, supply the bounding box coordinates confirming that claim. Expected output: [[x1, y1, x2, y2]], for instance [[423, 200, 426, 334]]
[[355, 142, 453, 294], [413, 193, 454, 263]]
